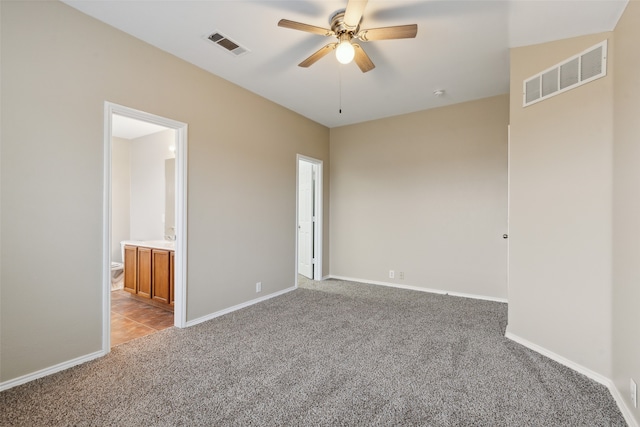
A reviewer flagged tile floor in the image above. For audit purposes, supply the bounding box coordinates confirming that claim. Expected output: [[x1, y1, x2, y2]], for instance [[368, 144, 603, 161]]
[[111, 290, 174, 347]]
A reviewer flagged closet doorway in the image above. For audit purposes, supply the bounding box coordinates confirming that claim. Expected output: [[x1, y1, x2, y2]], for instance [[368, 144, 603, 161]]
[[296, 155, 323, 283]]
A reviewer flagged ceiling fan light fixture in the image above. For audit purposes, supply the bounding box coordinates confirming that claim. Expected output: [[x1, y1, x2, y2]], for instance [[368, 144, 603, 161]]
[[278, 0, 417, 72], [335, 37, 355, 64]]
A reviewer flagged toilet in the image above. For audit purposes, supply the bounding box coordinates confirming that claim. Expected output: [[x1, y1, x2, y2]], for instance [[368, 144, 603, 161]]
[[110, 242, 127, 291], [111, 262, 124, 290]]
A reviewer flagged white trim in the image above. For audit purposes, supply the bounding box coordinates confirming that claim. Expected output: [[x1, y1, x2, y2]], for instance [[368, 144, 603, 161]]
[[185, 286, 296, 327], [506, 124, 511, 300], [102, 107, 113, 351], [505, 330, 638, 427], [295, 155, 323, 285], [174, 124, 188, 328], [610, 382, 640, 427], [103, 102, 189, 353], [0, 350, 104, 392], [505, 330, 610, 385], [329, 275, 508, 303]]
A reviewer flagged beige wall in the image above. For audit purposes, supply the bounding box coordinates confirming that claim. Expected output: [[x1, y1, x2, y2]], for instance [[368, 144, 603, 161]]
[[0, 1, 329, 382], [507, 33, 614, 377], [613, 0, 640, 422], [330, 95, 509, 300]]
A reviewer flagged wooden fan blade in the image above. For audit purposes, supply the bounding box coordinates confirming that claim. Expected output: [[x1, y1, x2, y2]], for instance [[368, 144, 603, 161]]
[[278, 19, 333, 36], [353, 44, 375, 73], [343, 0, 368, 28], [299, 43, 337, 67], [357, 24, 418, 41]]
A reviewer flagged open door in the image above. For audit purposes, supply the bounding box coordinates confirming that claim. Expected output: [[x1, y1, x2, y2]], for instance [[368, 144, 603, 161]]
[[298, 160, 314, 279]]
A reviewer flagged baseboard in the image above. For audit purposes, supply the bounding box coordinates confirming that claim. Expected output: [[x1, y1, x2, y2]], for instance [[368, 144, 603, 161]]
[[505, 330, 638, 427], [185, 286, 296, 327], [609, 380, 640, 427], [0, 349, 105, 392], [328, 275, 508, 303]]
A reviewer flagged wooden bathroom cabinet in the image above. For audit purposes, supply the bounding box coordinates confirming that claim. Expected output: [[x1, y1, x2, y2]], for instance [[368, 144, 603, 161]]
[[123, 245, 138, 294], [151, 249, 170, 304], [137, 247, 152, 298], [123, 244, 174, 309]]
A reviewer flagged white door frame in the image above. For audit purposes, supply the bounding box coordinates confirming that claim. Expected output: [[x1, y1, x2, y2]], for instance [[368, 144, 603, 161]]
[[295, 155, 323, 284], [506, 125, 511, 298], [102, 102, 188, 352]]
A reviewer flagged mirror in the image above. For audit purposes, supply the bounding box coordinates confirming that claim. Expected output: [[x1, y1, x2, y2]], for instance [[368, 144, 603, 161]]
[[165, 158, 175, 240]]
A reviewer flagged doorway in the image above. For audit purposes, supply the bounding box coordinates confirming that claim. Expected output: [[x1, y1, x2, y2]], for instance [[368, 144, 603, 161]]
[[102, 102, 188, 352], [296, 155, 323, 283]]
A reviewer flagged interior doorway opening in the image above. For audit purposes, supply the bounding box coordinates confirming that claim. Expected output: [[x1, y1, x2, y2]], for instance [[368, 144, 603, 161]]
[[103, 102, 188, 352], [296, 155, 323, 283]]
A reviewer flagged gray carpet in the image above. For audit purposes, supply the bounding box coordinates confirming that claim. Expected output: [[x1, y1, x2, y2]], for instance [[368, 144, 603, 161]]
[[1, 278, 627, 426]]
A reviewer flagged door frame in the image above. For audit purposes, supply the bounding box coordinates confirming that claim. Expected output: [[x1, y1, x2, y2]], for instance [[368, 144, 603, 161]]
[[506, 124, 511, 298], [295, 155, 323, 284], [102, 102, 188, 352]]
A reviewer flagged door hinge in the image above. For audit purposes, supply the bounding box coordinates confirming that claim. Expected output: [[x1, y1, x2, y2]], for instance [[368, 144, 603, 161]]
[[312, 216, 316, 222], [312, 258, 316, 264]]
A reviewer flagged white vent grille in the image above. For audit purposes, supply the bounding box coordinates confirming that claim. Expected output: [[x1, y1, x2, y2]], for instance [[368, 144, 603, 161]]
[[523, 40, 607, 107], [206, 31, 249, 57]]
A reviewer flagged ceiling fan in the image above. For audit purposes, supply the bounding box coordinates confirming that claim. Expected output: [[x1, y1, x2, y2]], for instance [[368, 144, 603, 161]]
[[278, 0, 418, 73]]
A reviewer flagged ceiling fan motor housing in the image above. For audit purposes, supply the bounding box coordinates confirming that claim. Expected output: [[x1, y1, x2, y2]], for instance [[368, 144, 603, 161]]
[[330, 10, 360, 38]]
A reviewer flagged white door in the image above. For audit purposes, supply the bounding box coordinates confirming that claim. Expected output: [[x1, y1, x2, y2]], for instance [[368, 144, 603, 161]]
[[298, 160, 314, 279]]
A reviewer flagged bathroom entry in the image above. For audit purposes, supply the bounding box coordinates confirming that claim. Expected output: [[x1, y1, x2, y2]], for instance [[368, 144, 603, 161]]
[[103, 103, 188, 352], [297, 155, 323, 281]]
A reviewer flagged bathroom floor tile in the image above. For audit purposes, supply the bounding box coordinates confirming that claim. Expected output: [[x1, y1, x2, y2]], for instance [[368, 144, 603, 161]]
[[110, 290, 174, 347], [111, 316, 156, 347]]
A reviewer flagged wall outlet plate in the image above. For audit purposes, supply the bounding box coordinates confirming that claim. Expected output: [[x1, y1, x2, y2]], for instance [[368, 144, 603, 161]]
[[389, 270, 395, 279], [631, 378, 637, 408], [256, 282, 262, 293]]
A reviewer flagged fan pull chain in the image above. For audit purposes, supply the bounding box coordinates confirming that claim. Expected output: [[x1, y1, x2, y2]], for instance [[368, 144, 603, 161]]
[[339, 66, 343, 114]]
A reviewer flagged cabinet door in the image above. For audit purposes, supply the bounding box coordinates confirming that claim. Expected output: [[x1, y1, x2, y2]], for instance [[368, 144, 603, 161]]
[[152, 249, 170, 304], [137, 247, 152, 298], [170, 251, 175, 306], [123, 245, 137, 294]]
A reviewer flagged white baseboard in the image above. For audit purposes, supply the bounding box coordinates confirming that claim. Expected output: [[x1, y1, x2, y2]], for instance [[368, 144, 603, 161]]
[[185, 286, 296, 327], [609, 380, 640, 427], [328, 275, 508, 304], [0, 349, 105, 392], [1, 287, 297, 391], [505, 330, 638, 427]]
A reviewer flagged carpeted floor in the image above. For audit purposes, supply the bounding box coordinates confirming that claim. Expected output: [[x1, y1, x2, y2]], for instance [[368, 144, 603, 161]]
[[1, 278, 627, 426]]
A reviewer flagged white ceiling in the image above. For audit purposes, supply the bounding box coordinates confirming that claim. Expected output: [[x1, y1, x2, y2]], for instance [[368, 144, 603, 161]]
[[112, 114, 169, 139], [64, 0, 627, 128]]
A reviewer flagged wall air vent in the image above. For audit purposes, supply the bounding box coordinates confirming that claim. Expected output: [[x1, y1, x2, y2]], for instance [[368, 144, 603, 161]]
[[523, 40, 607, 107], [207, 31, 249, 57]]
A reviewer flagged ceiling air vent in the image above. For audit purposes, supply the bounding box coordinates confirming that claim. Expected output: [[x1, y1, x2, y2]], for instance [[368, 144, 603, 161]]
[[207, 31, 249, 57], [523, 40, 607, 107]]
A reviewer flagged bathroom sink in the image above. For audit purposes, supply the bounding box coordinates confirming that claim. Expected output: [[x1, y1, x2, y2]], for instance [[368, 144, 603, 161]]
[[121, 240, 175, 251], [143, 240, 175, 250]]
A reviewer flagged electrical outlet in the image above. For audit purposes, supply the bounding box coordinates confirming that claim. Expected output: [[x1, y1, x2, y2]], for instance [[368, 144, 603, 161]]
[[389, 270, 395, 279], [399, 271, 405, 280], [631, 378, 637, 408], [256, 282, 262, 293]]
